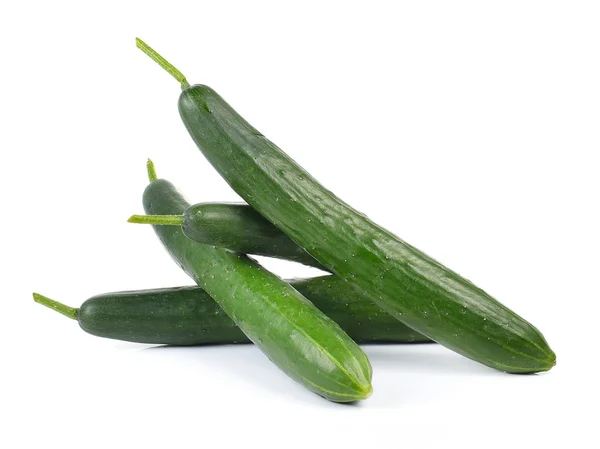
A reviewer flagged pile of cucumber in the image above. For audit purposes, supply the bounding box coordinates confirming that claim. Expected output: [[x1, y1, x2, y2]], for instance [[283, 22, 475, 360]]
[[34, 38, 556, 403]]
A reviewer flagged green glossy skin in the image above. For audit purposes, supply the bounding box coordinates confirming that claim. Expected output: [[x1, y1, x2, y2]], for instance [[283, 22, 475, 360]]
[[183, 203, 324, 269], [178, 85, 556, 373], [78, 277, 430, 345], [79, 286, 245, 345], [143, 179, 372, 401]]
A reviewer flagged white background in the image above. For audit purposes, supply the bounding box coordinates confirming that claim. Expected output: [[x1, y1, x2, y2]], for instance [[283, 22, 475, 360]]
[[1, 1, 598, 448]]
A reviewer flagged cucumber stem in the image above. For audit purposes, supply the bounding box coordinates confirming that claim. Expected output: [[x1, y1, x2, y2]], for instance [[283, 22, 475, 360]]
[[147, 158, 158, 182], [136, 38, 190, 90], [33, 293, 78, 320], [128, 214, 185, 226]]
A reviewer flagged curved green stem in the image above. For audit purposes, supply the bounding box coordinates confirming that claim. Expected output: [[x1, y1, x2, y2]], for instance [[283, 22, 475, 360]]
[[128, 214, 185, 226], [33, 293, 78, 320], [136, 38, 190, 90], [147, 158, 157, 182]]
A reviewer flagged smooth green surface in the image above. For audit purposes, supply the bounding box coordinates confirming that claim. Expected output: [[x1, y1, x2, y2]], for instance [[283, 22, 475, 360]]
[[141, 175, 372, 401], [34, 278, 430, 346], [133, 203, 324, 269], [176, 84, 556, 374], [182, 204, 324, 268]]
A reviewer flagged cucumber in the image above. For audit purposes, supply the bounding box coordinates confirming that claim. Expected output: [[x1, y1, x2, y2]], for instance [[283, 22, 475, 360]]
[[33, 276, 430, 345], [129, 203, 324, 269], [33, 288, 247, 346], [135, 160, 372, 402], [136, 39, 556, 373]]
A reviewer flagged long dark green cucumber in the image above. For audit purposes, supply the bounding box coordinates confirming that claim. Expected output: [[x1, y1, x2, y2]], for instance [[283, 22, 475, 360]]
[[32, 277, 430, 345], [129, 203, 324, 269], [137, 161, 372, 401], [136, 39, 556, 373]]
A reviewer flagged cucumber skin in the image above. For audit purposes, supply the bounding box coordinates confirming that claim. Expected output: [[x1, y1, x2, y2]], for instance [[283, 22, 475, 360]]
[[79, 286, 245, 345], [143, 179, 372, 401], [178, 85, 556, 373], [183, 203, 323, 269], [78, 278, 430, 345]]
